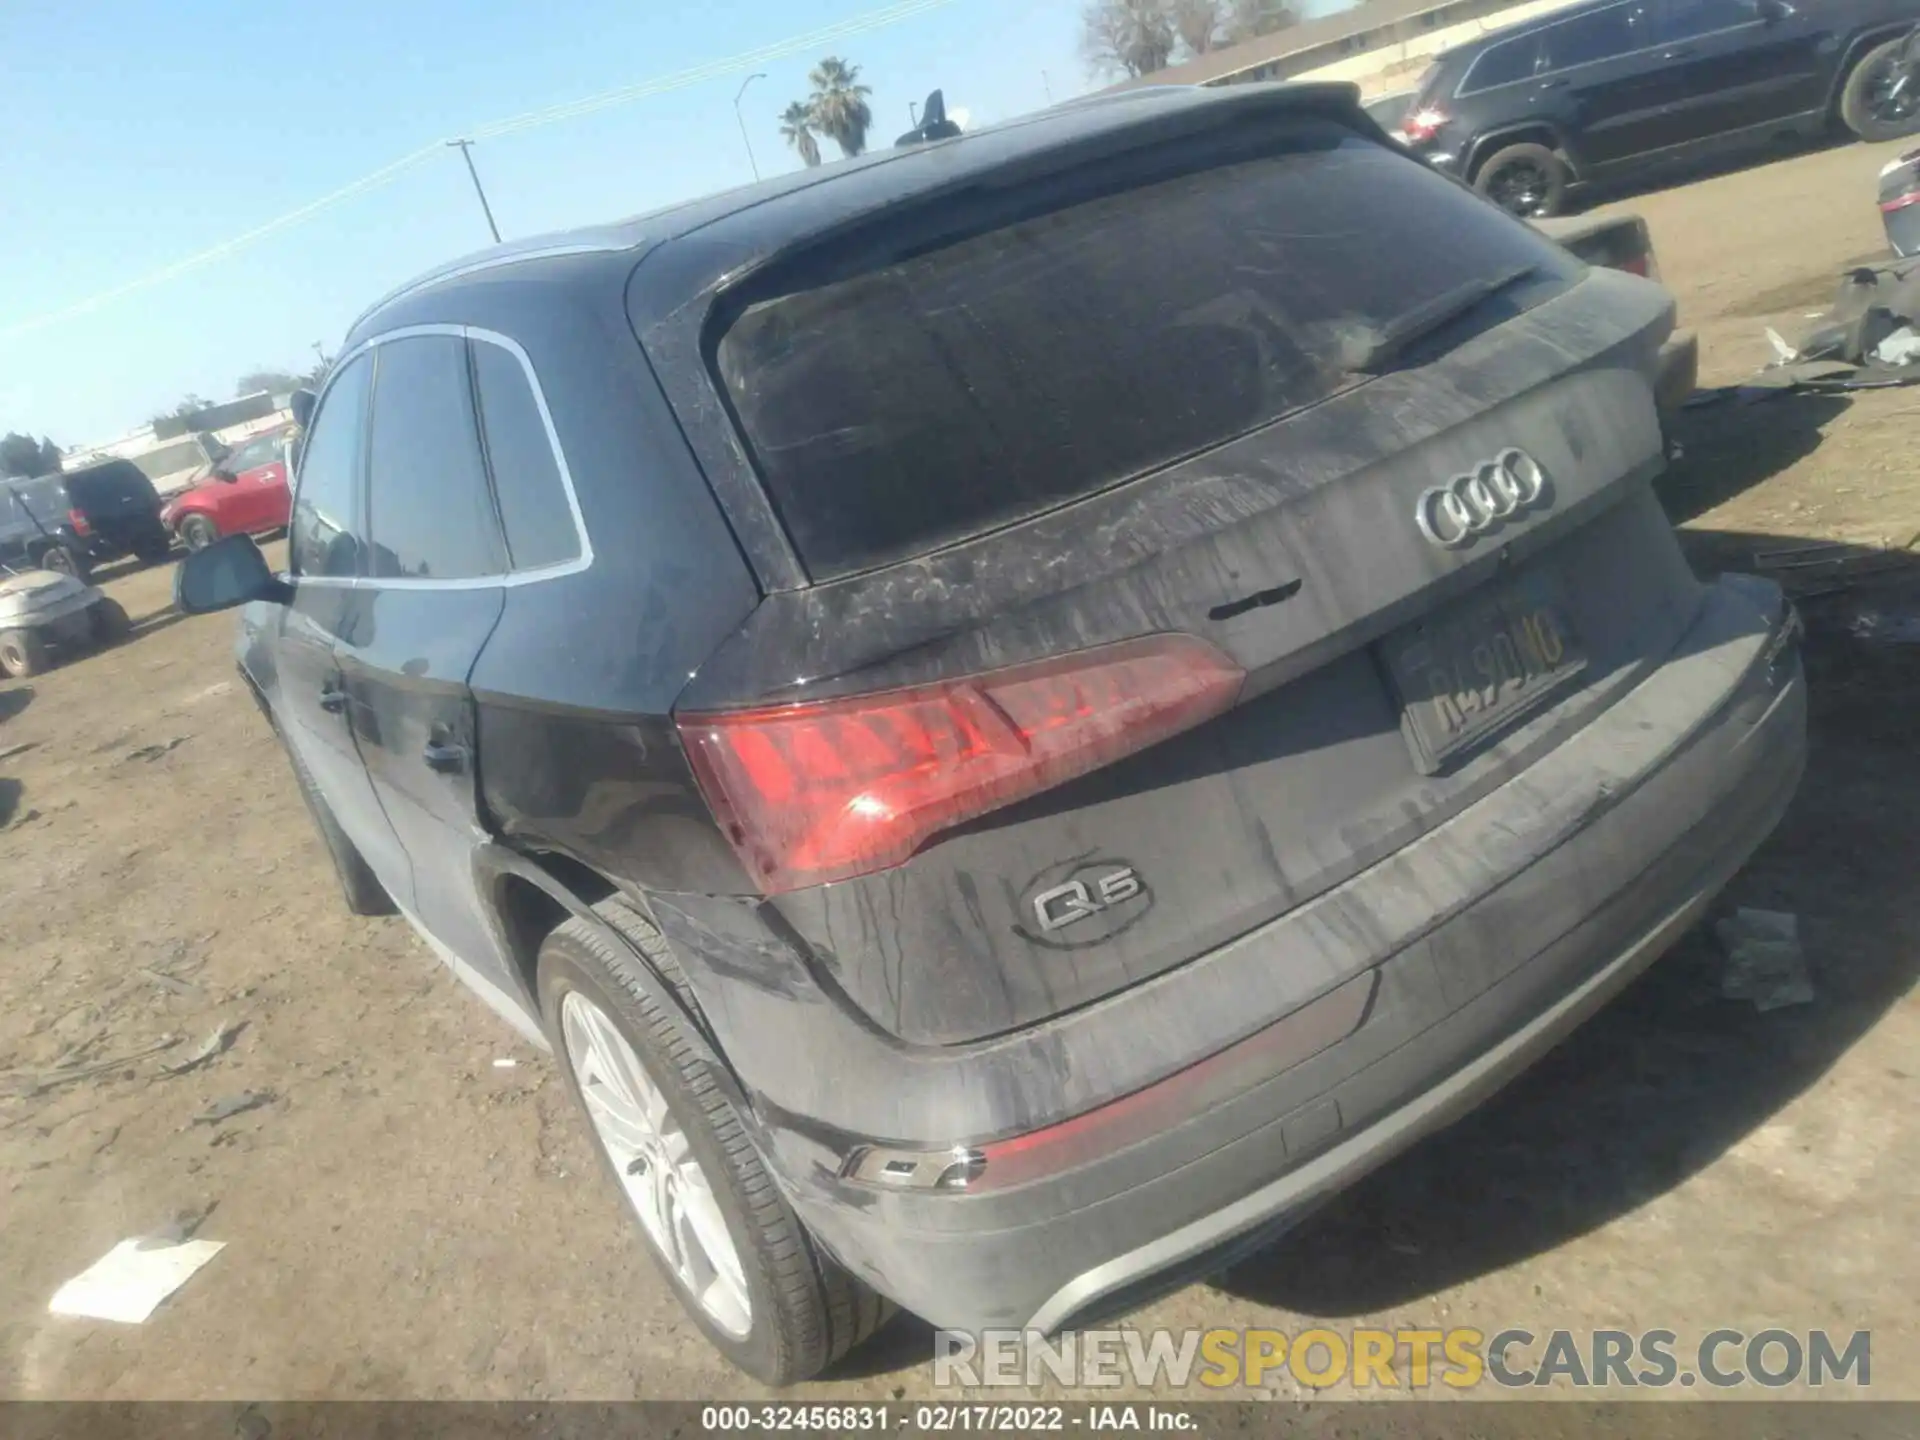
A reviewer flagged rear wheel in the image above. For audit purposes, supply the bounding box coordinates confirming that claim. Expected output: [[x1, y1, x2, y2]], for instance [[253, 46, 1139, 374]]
[[0, 629, 48, 679], [538, 898, 891, 1385], [90, 598, 131, 643], [36, 545, 89, 583], [1474, 142, 1570, 218], [134, 534, 173, 564], [178, 514, 219, 552], [1841, 38, 1920, 142]]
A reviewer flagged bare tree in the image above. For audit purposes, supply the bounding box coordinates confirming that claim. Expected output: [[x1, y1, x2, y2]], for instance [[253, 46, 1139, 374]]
[[1082, 0, 1178, 78], [1223, 0, 1296, 44], [1168, 0, 1225, 55]]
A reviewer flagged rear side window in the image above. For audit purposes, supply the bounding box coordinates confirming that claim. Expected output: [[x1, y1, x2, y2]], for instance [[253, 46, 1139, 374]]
[[471, 340, 581, 572], [714, 121, 1579, 579], [291, 355, 372, 579], [1539, 3, 1649, 69], [1460, 34, 1541, 92], [365, 335, 504, 581]]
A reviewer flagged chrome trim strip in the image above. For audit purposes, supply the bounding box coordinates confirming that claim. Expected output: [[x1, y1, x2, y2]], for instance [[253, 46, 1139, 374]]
[[285, 324, 593, 592], [344, 241, 630, 338]]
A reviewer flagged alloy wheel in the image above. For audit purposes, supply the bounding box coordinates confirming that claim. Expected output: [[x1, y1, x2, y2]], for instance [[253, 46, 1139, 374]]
[[560, 990, 753, 1337]]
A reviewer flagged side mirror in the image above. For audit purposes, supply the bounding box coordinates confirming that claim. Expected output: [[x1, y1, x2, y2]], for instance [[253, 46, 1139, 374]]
[[174, 534, 292, 614], [289, 389, 317, 430]]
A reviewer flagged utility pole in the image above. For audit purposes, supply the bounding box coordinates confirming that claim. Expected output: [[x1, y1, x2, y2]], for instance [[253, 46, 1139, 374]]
[[1042, 70, 1055, 104], [910, 100, 921, 127], [446, 138, 501, 244], [734, 73, 767, 181]]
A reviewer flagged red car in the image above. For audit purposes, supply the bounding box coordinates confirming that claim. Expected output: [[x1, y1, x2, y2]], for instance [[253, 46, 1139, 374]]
[[160, 427, 294, 551]]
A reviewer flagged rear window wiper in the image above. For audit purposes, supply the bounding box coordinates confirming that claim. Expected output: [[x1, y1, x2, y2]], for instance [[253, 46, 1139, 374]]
[[1347, 263, 1540, 375]]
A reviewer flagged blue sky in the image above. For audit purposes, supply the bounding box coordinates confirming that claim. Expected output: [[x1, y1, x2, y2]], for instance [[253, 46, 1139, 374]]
[[0, 0, 1096, 445]]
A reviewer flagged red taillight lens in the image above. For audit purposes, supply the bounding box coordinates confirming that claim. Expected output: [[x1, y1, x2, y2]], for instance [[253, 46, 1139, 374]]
[[679, 635, 1245, 893], [1401, 107, 1448, 144], [66, 508, 92, 537]]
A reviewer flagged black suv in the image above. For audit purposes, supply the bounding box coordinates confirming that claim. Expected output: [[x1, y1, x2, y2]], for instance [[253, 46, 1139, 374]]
[[1401, 0, 1920, 216], [0, 459, 173, 580], [177, 82, 1805, 1383]]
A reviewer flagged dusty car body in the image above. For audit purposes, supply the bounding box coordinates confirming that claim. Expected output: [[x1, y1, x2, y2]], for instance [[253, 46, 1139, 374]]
[[0, 569, 130, 677], [176, 80, 1806, 1384]]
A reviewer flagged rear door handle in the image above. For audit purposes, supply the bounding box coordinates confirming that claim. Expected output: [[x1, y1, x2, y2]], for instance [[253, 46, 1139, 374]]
[[422, 741, 469, 774], [1537, 76, 1570, 89], [1663, 45, 1696, 57], [318, 689, 348, 714]]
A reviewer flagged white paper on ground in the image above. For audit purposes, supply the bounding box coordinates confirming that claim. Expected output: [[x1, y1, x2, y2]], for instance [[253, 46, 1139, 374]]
[[48, 1237, 226, 1324]]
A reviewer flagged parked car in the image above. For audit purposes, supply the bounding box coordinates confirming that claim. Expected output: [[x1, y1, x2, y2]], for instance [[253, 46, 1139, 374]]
[[1399, 0, 1920, 216], [0, 460, 173, 581], [0, 567, 130, 677], [176, 81, 1806, 1384], [161, 427, 296, 551], [1531, 211, 1700, 417]]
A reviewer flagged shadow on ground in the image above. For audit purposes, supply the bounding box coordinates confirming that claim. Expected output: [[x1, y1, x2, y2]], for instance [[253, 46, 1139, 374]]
[[1658, 392, 1853, 523], [0, 685, 31, 724], [1217, 532, 1920, 1316]]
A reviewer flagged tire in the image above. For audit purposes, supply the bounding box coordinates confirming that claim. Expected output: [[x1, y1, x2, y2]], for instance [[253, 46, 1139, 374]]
[[178, 514, 220, 552], [538, 897, 891, 1385], [0, 629, 49, 679], [280, 735, 396, 916], [1841, 38, 1920, 142], [35, 544, 89, 583], [1473, 141, 1571, 218], [90, 598, 132, 643]]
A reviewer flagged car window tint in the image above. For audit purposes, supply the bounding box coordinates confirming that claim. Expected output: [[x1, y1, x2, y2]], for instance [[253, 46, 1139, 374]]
[[365, 335, 504, 581], [1461, 35, 1540, 92], [290, 354, 371, 579], [1540, 4, 1648, 68], [471, 340, 581, 571], [714, 121, 1580, 579], [1661, 0, 1757, 39]]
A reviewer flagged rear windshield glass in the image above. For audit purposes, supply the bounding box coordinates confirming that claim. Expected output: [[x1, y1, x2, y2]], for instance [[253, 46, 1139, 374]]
[[713, 119, 1579, 580], [65, 461, 159, 509]]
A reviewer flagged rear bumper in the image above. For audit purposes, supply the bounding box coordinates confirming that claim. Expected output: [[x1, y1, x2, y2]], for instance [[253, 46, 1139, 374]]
[[781, 575, 1805, 1332]]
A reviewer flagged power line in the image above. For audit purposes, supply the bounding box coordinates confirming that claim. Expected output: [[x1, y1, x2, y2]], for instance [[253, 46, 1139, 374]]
[[0, 0, 957, 343]]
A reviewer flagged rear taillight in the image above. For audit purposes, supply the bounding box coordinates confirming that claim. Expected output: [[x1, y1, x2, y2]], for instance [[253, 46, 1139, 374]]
[[67, 508, 92, 537], [1401, 107, 1449, 144], [678, 635, 1245, 893]]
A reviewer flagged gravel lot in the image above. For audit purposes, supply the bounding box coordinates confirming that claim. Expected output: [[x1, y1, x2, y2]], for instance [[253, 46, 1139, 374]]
[[3, 133, 1918, 1403]]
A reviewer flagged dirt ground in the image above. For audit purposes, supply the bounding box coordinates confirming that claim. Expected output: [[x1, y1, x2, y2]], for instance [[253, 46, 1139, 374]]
[[4, 134, 1919, 1404]]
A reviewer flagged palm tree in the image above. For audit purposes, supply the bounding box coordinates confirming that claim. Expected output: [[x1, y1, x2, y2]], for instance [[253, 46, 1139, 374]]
[[780, 101, 823, 167], [808, 56, 873, 159]]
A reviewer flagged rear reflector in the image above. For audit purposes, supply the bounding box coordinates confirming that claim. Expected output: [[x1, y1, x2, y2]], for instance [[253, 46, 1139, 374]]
[[678, 635, 1245, 893], [67, 509, 92, 537]]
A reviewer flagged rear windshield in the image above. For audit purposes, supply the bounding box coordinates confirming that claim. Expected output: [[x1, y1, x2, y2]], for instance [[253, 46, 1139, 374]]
[[66, 461, 160, 510], [713, 119, 1578, 580]]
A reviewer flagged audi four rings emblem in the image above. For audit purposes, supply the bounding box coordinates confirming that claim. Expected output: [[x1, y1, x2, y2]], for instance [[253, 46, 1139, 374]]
[[1415, 449, 1550, 550]]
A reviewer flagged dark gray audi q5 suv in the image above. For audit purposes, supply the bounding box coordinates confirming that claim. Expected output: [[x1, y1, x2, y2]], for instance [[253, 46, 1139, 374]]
[[177, 80, 1806, 1383]]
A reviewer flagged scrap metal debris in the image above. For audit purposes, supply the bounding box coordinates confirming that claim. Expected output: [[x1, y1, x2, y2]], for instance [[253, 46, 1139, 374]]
[[192, 1090, 275, 1126], [1748, 261, 1920, 392], [5, 1034, 184, 1099], [1716, 909, 1814, 1013], [122, 737, 189, 764], [160, 1021, 244, 1076]]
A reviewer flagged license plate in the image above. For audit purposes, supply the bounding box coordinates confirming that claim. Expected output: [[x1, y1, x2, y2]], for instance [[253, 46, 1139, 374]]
[[1381, 578, 1587, 772]]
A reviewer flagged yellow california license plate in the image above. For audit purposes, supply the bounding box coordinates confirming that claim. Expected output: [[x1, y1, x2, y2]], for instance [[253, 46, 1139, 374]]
[[1381, 579, 1588, 772]]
